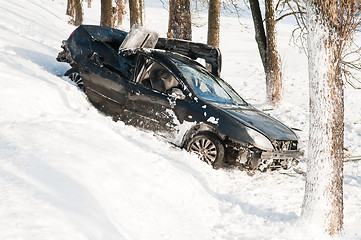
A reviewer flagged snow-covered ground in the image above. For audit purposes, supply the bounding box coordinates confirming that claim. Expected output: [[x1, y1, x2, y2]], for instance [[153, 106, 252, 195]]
[[1, 0, 361, 239]]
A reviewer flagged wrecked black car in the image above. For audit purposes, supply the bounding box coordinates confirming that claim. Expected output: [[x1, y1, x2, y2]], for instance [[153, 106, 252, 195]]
[[57, 25, 303, 170]]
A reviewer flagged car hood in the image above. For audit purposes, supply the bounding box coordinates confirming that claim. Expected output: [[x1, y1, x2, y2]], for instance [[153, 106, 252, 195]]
[[220, 105, 298, 141]]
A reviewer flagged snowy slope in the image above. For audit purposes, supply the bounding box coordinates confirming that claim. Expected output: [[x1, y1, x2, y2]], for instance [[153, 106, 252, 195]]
[[1, 0, 361, 239]]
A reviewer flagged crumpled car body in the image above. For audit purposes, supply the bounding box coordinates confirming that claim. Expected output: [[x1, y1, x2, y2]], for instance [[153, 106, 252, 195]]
[[57, 25, 303, 170]]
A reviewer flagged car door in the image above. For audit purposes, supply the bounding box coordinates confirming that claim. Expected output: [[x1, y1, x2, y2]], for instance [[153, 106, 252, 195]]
[[78, 50, 136, 119], [124, 55, 189, 140]]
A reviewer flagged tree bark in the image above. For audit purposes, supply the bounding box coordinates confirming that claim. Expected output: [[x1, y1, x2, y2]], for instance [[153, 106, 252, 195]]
[[167, 0, 192, 40], [100, 0, 113, 28], [302, 0, 344, 236], [67, 0, 83, 26], [207, 0, 220, 47], [139, 0, 144, 26], [265, 0, 282, 105], [74, 0, 83, 26], [66, 0, 75, 24], [249, 0, 282, 106], [66, 0, 75, 16], [129, 0, 143, 27], [114, 0, 126, 28], [249, 0, 267, 70]]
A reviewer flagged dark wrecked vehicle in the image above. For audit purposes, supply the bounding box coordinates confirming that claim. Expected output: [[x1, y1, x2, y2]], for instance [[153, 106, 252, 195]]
[[57, 25, 303, 170]]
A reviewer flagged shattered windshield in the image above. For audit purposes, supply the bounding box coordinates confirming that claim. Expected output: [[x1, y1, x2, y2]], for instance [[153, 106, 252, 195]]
[[173, 60, 246, 106]]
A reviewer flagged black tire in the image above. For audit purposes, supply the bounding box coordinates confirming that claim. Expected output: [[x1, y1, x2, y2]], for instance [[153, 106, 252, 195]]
[[68, 71, 85, 91], [185, 132, 225, 169]]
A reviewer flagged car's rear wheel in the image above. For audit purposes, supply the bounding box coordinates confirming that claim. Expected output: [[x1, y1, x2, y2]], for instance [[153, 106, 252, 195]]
[[185, 132, 225, 169], [69, 72, 85, 91]]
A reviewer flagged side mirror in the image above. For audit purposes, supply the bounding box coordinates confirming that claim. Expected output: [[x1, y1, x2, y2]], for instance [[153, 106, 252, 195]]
[[169, 88, 186, 100]]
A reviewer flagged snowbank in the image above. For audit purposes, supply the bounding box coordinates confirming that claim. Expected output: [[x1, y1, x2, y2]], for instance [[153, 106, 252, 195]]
[[0, 0, 360, 239]]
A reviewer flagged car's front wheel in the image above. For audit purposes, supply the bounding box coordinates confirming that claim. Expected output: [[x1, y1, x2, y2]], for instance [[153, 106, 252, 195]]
[[185, 132, 225, 169]]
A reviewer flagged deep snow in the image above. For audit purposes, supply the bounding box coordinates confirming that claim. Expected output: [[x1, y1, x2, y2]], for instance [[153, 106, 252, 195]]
[[0, 0, 361, 239]]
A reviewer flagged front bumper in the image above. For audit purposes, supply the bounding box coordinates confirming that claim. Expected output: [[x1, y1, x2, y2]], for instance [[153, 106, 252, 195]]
[[261, 149, 304, 160]]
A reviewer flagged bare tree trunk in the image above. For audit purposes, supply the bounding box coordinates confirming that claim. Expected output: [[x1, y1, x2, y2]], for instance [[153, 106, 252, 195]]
[[249, 0, 267, 70], [87, 0, 92, 8], [265, 0, 282, 105], [167, 0, 192, 40], [249, 0, 282, 106], [66, 0, 74, 16], [74, 0, 83, 26], [114, 0, 126, 28], [66, 0, 75, 24], [207, 0, 220, 47], [139, 0, 144, 26], [129, 0, 143, 27], [100, 0, 114, 28], [302, 0, 344, 236]]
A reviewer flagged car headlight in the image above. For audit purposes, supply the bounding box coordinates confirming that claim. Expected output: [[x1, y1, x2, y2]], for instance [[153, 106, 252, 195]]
[[245, 127, 274, 151]]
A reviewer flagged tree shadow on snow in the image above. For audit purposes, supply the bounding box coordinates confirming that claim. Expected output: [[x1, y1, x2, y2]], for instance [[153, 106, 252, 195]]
[[1, 151, 127, 240]]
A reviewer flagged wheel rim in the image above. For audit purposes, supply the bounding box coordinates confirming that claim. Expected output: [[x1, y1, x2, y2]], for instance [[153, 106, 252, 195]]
[[70, 72, 84, 90], [189, 137, 218, 164]]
